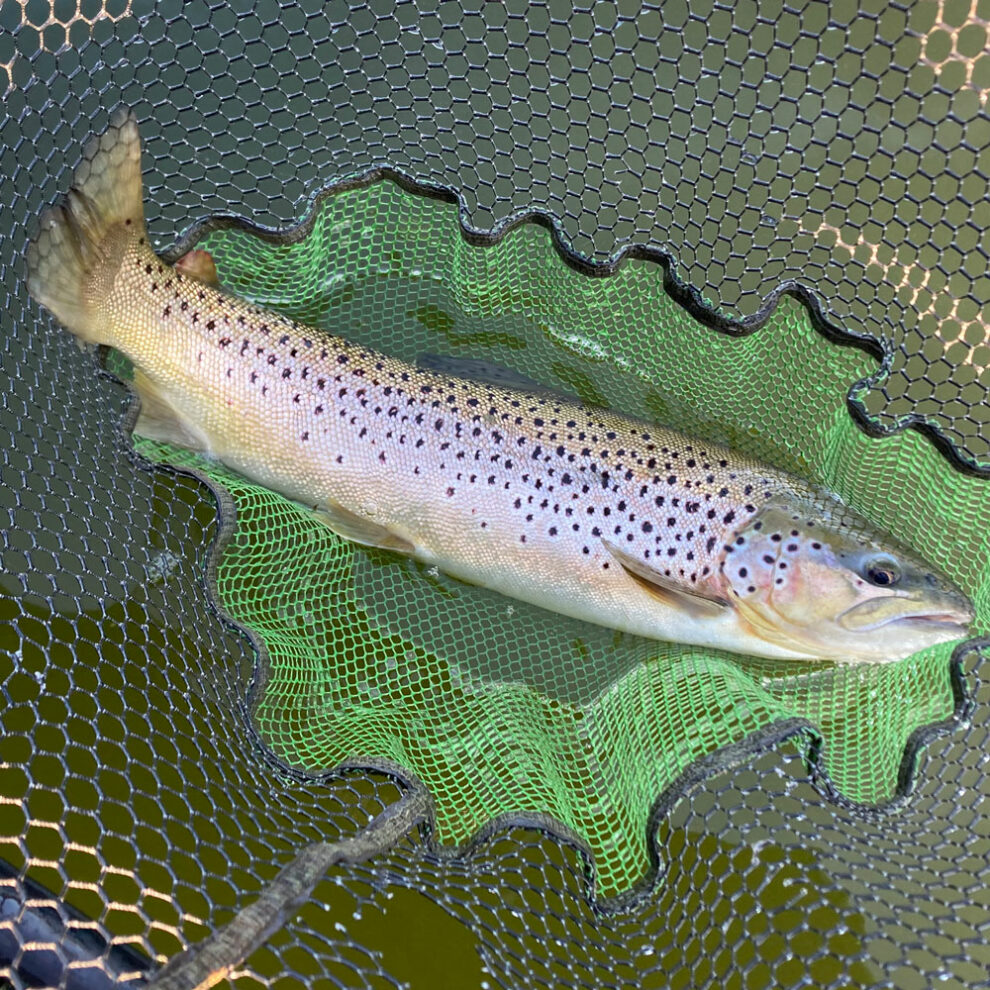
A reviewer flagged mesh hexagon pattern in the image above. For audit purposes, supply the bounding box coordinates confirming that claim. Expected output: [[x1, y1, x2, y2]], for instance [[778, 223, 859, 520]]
[[3, 2, 990, 989]]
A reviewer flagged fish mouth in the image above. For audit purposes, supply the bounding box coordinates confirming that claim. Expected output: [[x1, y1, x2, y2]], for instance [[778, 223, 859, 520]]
[[838, 597, 975, 634]]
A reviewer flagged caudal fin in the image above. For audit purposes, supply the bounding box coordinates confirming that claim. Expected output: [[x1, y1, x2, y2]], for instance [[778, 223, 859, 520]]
[[26, 107, 146, 344]]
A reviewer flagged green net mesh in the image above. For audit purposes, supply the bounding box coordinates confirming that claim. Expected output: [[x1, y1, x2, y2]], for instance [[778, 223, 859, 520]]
[[3, 2, 990, 988], [116, 177, 986, 899]]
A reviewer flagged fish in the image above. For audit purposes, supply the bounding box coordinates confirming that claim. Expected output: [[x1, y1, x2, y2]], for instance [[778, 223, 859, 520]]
[[25, 108, 975, 663]]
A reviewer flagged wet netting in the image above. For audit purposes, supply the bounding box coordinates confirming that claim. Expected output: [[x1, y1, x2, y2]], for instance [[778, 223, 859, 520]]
[[3, 2, 990, 988]]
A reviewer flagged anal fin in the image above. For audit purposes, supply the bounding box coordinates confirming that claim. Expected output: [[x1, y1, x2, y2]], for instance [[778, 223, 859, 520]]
[[133, 368, 212, 453], [312, 499, 415, 554], [603, 539, 729, 618]]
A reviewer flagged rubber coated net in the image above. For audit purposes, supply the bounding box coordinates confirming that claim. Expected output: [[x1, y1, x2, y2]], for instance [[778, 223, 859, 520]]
[[3, 3, 990, 989]]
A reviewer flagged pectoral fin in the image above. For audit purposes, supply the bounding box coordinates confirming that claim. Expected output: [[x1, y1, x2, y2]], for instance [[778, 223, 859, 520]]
[[133, 368, 213, 453], [603, 540, 729, 618], [312, 499, 415, 554]]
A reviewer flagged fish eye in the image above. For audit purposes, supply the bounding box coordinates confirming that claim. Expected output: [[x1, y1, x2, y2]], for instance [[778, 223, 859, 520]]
[[864, 558, 901, 587]]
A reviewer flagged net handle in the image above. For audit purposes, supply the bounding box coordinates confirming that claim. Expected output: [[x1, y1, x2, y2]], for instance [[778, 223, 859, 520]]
[[147, 784, 434, 990]]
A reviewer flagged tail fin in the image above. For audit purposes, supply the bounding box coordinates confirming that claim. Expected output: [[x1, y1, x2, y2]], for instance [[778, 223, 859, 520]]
[[26, 107, 146, 344]]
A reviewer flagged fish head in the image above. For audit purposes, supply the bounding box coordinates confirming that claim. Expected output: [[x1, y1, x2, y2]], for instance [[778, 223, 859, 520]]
[[717, 496, 974, 662]]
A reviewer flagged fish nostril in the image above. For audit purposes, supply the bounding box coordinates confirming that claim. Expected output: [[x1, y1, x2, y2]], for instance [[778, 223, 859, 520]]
[[926, 573, 938, 588]]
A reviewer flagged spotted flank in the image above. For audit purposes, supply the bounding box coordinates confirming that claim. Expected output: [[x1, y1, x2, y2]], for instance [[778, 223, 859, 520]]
[[25, 109, 975, 663]]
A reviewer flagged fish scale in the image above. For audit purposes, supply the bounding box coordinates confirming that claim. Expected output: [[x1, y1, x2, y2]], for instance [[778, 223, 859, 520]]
[[25, 108, 974, 662]]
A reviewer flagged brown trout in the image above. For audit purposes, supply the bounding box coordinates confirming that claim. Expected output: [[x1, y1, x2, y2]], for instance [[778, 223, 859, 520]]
[[26, 109, 974, 663]]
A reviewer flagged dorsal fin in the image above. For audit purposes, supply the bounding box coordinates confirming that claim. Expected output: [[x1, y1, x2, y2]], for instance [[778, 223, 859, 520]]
[[415, 353, 577, 402], [602, 540, 729, 618]]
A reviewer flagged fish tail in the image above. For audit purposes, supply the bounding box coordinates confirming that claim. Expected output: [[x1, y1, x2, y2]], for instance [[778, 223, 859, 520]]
[[25, 107, 146, 345]]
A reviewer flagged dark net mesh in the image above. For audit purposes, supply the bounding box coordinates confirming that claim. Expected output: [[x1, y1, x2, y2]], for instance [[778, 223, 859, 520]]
[[3, 2, 990, 989]]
